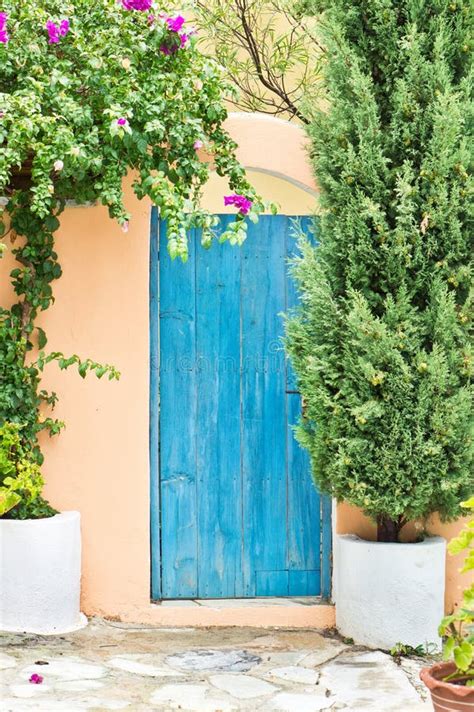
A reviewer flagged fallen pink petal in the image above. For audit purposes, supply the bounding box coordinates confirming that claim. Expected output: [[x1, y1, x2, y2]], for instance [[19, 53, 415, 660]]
[[29, 674, 43, 685]]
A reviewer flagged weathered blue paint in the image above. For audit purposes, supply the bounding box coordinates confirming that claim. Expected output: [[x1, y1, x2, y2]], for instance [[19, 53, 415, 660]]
[[195, 216, 243, 597], [159, 225, 198, 598], [241, 217, 288, 596], [152, 212, 332, 599]]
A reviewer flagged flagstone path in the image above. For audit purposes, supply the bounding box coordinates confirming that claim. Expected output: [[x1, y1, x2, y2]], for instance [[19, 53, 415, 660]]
[[0, 618, 434, 711]]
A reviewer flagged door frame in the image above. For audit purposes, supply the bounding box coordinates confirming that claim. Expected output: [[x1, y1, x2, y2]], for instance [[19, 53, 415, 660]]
[[149, 208, 332, 601], [150, 207, 161, 601]]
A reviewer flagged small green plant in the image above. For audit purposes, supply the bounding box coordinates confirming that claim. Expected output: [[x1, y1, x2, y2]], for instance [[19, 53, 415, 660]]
[[389, 642, 432, 665], [439, 498, 474, 686], [0, 422, 55, 518]]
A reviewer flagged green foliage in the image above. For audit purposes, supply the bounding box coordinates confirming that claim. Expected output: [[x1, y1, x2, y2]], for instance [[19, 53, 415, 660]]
[[0, 1, 261, 517], [439, 498, 474, 685], [286, 0, 473, 540], [389, 642, 432, 664], [0, 0, 261, 255], [0, 422, 56, 518]]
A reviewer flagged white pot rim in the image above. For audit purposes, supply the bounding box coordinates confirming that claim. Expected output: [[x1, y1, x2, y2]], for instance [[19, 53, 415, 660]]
[[337, 533, 446, 547], [0, 510, 80, 526]]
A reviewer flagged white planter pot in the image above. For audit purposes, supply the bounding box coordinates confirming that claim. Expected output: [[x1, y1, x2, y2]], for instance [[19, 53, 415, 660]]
[[0, 511, 86, 634], [334, 534, 446, 651]]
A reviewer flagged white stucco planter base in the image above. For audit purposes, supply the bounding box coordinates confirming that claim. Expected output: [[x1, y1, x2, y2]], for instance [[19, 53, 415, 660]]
[[335, 534, 446, 651], [0, 511, 86, 634]]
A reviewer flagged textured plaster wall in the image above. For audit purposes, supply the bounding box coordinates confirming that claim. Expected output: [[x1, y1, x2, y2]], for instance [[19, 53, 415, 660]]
[[0, 113, 468, 623]]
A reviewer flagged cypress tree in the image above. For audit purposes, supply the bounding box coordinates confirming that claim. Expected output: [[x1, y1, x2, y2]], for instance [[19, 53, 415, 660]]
[[286, 0, 473, 542]]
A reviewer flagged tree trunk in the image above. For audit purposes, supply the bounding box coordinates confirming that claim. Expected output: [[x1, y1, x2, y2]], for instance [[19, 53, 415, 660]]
[[376, 516, 403, 543]]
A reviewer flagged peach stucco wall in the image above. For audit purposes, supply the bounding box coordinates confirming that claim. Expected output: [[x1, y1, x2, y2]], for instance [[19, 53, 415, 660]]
[[0, 113, 468, 626]]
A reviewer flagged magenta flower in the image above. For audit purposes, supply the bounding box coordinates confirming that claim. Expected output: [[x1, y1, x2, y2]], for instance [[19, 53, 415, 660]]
[[117, 117, 128, 126], [46, 19, 69, 44], [166, 15, 185, 33], [224, 194, 253, 215], [194, 140, 203, 150], [46, 20, 59, 44], [29, 674, 43, 685], [0, 12, 9, 44], [122, 0, 153, 10]]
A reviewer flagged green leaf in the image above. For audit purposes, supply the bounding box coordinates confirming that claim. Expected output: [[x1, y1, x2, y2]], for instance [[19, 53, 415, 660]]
[[443, 637, 455, 661], [454, 642, 473, 672], [37, 327, 47, 349]]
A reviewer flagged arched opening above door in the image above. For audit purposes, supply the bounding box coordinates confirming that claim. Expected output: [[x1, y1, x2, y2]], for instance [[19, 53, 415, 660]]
[[199, 112, 319, 216]]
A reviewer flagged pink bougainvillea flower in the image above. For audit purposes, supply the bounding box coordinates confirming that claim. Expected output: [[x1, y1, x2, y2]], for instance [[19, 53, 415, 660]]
[[0, 12, 8, 44], [193, 140, 203, 150], [117, 117, 128, 126], [224, 194, 253, 215], [122, 0, 153, 10], [180, 33, 189, 47], [59, 19, 70, 36], [46, 20, 60, 44], [29, 674, 43, 685], [46, 19, 69, 44], [166, 15, 185, 33]]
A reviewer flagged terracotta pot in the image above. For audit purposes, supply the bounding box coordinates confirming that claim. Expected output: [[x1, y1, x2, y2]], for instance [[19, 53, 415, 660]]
[[420, 661, 474, 711]]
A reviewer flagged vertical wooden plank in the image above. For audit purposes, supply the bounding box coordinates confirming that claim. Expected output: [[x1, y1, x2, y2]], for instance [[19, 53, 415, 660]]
[[286, 394, 321, 594], [286, 216, 323, 596], [195, 217, 242, 597], [150, 208, 161, 600], [241, 215, 288, 596], [159, 221, 198, 598], [286, 216, 318, 393], [321, 495, 333, 600]]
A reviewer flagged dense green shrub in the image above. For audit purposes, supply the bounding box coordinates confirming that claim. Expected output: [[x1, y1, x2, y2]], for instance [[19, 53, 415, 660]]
[[0, 422, 55, 518], [286, 0, 473, 541]]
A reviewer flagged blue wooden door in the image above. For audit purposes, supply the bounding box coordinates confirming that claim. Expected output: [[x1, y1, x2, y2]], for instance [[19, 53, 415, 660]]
[[151, 213, 331, 599]]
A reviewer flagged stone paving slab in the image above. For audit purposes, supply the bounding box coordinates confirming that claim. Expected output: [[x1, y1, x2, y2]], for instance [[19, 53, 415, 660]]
[[0, 618, 434, 711]]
